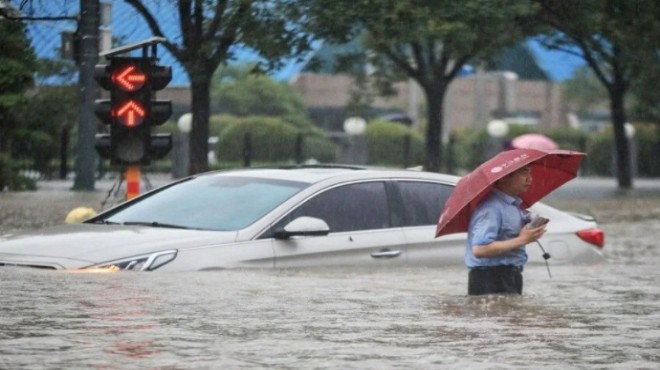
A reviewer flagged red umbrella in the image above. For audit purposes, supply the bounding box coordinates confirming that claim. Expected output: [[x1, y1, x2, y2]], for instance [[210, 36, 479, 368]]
[[435, 148, 585, 237], [511, 134, 559, 150]]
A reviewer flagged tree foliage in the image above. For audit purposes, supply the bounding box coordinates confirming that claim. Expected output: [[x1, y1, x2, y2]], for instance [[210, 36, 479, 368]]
[[0, 16, 36, 153], [563, 67, 608, 115], [534, 0, 660, 188], [630, 64, 660, 122], [211, 64, 313, 129], [127, 0, 311, 175], [295, 0, 538, 172]]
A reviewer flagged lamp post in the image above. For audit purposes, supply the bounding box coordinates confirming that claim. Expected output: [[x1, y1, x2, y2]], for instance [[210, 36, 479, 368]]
[[173, 113, 192, 178], [486, 119, 509, 158], [625, 122, 637, 178], [342, 117, 367, 164]]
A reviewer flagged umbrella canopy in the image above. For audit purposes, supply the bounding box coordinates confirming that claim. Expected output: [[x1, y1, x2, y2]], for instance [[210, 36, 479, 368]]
[[435, 148, 585, 238], [511, 134, 559, 150]]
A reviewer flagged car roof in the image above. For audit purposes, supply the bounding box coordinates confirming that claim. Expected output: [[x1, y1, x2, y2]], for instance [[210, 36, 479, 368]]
[[194, 165, 461, 185]]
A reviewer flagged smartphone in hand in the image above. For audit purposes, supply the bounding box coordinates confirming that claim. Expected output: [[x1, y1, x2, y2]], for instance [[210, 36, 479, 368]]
[[529, 215, 549, 228]]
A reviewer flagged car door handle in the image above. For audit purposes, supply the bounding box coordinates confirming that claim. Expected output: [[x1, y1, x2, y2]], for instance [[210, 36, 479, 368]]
[[370, 249, 402, 259]]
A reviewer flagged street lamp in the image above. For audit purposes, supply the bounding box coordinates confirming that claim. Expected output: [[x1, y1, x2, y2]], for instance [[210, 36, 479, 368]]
[[343, 117, 367, 136], [177, 113, 192, 134], [624, 122, 637, 178], [487, 119, 509, 138], [486, 119, 509, 158], [624, 122, 635, 139], [342, 117, 367, 164], [173, 113, 192, 178]]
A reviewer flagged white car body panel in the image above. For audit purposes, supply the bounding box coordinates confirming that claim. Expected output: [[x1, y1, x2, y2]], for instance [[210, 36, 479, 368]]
[[272, 228, 408, 268], [162, 239, 275, 271], [404, 227, 467, 266]]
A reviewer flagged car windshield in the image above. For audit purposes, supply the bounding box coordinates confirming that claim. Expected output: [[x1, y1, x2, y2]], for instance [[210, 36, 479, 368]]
[[104, 175, 309, 231]]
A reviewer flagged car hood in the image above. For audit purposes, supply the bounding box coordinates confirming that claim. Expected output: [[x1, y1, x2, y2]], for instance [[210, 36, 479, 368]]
[[0, 223, 238, 269]]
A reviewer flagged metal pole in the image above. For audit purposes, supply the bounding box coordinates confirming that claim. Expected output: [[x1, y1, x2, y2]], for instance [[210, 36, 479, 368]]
[[125, 166, 140, 200], [243, 132, 252, 167], [73, 0, 99, 190]]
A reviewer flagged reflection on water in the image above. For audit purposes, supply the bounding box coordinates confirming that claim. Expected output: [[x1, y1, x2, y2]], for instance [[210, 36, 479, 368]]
[[1, 221, 659, 368]]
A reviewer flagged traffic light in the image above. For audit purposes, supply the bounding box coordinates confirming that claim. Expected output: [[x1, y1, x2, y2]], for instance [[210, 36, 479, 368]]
[[94, 57, 172, 166]]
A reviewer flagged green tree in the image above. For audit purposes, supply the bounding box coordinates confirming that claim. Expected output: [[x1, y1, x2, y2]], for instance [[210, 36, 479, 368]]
[[0, 13, 37, 189], [629, 62, 660, 122], [15, 83, 78, 179], [295, 0, 537, 172], [211, 64, 313, 129], [534, 0, 660, 189], [0, 15, 36, 155], [126, 0, 311, 175], [563, 67, 608, 116]]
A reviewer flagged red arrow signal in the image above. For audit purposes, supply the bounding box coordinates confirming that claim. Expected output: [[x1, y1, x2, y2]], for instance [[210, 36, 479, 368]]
[[113, 100, 146, 127], [112, 65, 147, 92]]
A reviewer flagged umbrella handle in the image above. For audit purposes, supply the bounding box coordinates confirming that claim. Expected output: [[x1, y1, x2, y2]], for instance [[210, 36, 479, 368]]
[[535, 241, 552, 278]]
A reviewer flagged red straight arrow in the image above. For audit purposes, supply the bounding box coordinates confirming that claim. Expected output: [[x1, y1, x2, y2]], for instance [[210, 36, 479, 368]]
[[114, 100, 146, 127], [113, 65, 147, 91]]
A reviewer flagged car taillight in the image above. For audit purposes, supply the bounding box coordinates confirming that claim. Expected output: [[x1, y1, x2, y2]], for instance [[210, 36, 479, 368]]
[[576, 228, 604, 248]]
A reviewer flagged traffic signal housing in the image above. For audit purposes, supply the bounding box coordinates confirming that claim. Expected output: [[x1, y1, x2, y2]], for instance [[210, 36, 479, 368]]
[[94, 57, 172, 166]]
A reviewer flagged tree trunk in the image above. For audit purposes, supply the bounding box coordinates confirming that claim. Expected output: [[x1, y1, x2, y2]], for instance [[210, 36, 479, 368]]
[[189, 74, 211, 175], [423, 87, 446, 172], [610, 85, 632, 189]]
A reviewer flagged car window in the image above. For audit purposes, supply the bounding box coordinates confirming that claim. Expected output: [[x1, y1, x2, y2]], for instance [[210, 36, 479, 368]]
[[396, 181, 453, 226], [104, 176, 308, 231], [271, 181, 391, 234]]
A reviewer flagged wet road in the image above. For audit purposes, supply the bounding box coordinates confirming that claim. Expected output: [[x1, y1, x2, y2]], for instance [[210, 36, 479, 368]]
[[0, 177, 659, 369]]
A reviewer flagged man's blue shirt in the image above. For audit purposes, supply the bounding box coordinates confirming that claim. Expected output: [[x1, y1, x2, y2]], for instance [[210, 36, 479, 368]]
[[465, 188, 530, 268]]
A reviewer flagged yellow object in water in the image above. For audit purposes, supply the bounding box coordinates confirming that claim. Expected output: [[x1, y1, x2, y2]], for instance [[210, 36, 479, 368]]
[[65, 207, 98, 223]]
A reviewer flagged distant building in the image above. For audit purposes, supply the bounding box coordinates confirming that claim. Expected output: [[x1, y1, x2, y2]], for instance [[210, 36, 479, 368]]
[[290, 41, 571, 134]]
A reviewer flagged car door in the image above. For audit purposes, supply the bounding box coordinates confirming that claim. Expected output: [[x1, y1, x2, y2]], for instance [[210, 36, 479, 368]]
[[267, 181, 408, 268], [395, 180, 466, 266]]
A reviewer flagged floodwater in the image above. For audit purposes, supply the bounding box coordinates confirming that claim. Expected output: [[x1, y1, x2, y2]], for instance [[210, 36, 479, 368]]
[[1, 181, 660, 369]]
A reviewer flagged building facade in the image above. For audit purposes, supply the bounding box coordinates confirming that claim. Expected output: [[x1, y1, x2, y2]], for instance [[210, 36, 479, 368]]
[[290, 71, 568, 135]]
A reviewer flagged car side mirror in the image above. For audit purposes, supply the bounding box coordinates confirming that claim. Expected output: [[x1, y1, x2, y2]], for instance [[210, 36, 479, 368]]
[[273, 216, 330, 240]]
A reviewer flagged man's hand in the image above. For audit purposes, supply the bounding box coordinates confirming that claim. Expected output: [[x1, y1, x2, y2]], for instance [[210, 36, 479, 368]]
[[519, 224, 546, 244]]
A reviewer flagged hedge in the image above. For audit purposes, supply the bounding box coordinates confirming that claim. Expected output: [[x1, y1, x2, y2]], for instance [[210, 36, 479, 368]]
[[216, 115, 337, 163], [365, 120, 425, 167]]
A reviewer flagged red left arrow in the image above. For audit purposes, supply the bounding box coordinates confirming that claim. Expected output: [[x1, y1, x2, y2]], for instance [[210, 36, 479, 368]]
[[113, 65, 146, 92], [114, 100, 146, 127]]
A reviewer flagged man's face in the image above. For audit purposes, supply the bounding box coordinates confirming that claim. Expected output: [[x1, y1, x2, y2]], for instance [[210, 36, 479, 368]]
[[497, 166, 532, 195]]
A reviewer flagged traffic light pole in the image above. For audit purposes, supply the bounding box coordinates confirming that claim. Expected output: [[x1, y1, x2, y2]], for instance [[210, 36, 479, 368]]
[[73, 0, 100, 191], [125, 166, 140, 200]]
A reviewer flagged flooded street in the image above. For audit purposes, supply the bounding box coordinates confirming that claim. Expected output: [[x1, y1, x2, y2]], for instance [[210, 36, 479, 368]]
[[1, 179, 659, 369]]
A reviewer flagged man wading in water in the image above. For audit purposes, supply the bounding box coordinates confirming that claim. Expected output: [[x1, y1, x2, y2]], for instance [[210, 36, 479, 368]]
[[465, 165, 548, 295]]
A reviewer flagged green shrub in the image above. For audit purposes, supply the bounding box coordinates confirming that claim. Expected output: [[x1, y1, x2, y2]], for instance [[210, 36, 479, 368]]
[[302, 136, 337, 163], [209, 114, 240, 138], [217, 116, 337, 163], [453, 125, 587, 173], [0, 153, 9, 191], [0, 153, 37, 191], [635, 124, 660, 177], [453, 127, 489, 171], [586, 130, 613, 176], [583, 124, 660, 177], [9, 174, 37, 191], [365, 120, 424, 167], [546, 127, 588, 152]]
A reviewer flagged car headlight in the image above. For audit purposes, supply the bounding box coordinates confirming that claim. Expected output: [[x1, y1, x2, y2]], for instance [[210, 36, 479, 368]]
[[83, 250, 177, 272]]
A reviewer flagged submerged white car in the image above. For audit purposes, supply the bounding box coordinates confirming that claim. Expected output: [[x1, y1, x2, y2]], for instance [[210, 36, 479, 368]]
[[0, 166, 605, 272]]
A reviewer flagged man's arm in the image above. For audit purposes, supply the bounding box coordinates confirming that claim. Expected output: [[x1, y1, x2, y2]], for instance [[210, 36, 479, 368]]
[[472, 224, 546, 258]]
